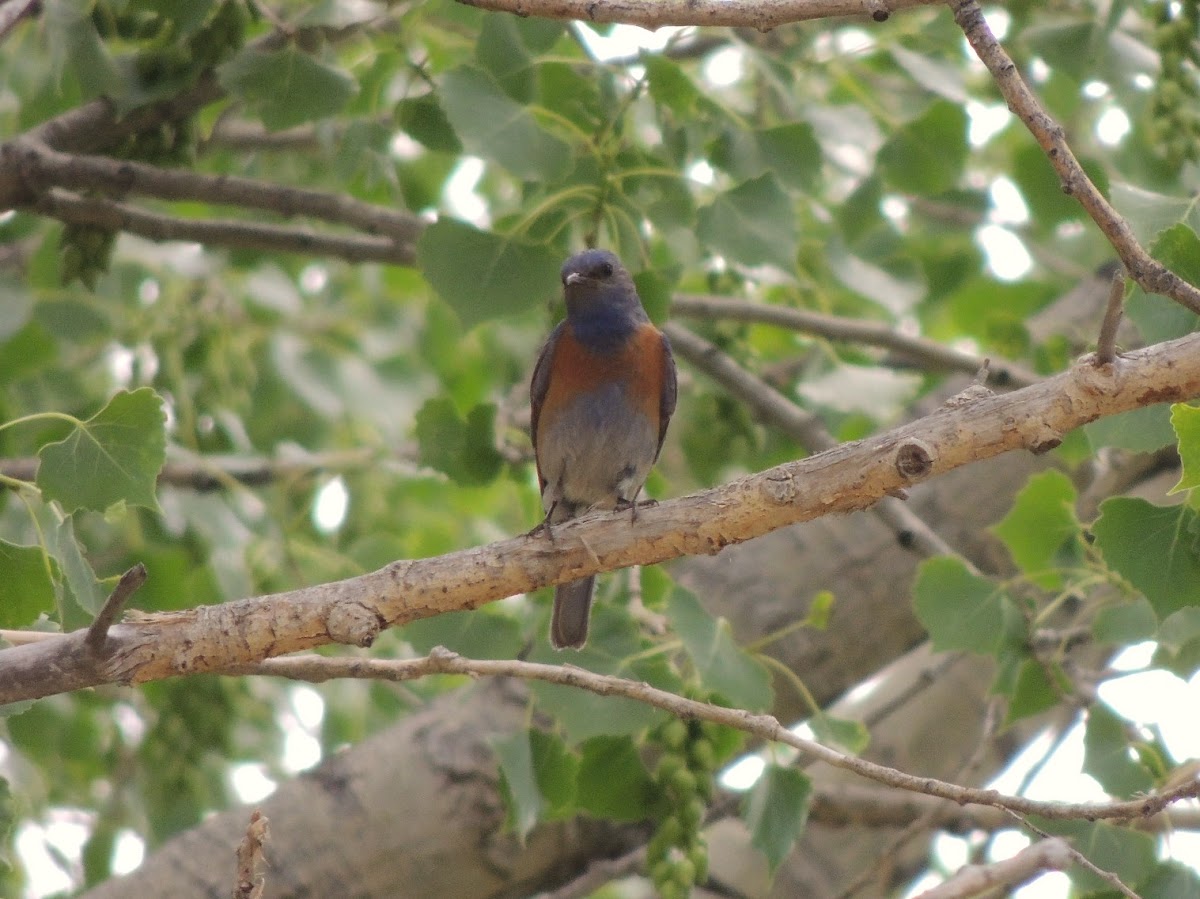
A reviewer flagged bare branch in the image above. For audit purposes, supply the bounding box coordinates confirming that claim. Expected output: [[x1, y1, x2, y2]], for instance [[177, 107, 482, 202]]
[[949, 0, 1200, 318], [673, 294, 1039, 388], [1095, 269, 1127, 366], [242, 649, 1200, 823], [7, 140, 423, 242], [25, 188, 415, 265], [3, 329, 1200, 704], [913, 837, 1074, 898], [454, 0, 941, 30], [85, 563, 147, 652]]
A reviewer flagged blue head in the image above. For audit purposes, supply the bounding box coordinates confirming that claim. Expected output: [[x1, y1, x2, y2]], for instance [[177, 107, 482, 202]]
[[560, 250, 647, 350]]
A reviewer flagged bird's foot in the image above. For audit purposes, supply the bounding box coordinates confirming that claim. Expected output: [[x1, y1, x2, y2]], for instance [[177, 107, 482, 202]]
[[615, 497, 658, 523]]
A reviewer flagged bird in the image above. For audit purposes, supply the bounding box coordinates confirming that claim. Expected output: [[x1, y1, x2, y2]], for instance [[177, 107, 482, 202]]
[[530, 249, 677, 650]]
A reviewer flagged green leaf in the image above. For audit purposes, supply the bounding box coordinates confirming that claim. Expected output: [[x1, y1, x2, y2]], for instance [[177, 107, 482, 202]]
[[1171, 404, 1200, 493], [403, 609, 523, 659], [742, 765, 811, 874], [414, 397, 504, 486], [0, 278, 33, 343], [1033, 819, 1155, 895], [528, 605, 678, 743], [876, 100, 968, 195], [440, 65, 571, 181], [0, 540, 55, 628], [1092, 597, 1157, 645], [44, 0, 124, 101], [1153, 607, 1200, 677], [417, 219, 561, 329], [912, 557, 1022, 654], [991, 470, 1081, 588], [529, 730, 579, 817], [53, 516, 104, 616], [1137, 863, 1200, 897], [806, 591, 834, 630], [809, 713, 869, 754], [1092, 497, 1200, 620], [218, 47, 358, 130], [493, 730, 541, 841], [1083, 703, 1155, 797], [644, 55, 700, 116], [709, 124, 823, 192], [828, 243, 926, 314], [1085, 403, 1176, 454], [37, 388, 166, 513], [1000, 656, 1064, 726], [696, 175, 798, 272], [1126, 225, 1200, 344], [667, 587, 773, 711], [475, 15, 534, 100], [396, 95, 462, 153], [576, 735, 657, 821], [889, 46, 967, 103]]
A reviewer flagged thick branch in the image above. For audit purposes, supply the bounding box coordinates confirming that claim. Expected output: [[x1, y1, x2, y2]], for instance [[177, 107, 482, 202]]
[[666, 323, 959, 558], [949, 0, 1200, 317], [454, 0, 941, 29], [26, 189, 415, 265], [2, 330, 1199, 704], [672, 294, 1039, 388], [5, 140, 424, 242]]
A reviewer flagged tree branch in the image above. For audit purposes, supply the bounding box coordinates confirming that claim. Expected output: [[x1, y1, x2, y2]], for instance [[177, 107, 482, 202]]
[[665, 323, 959, 558], [913, 838, 1074, 899], [2, 329, 1200, 704], [672, 294, 1039, 388], [240, 649, 1200, 823], [454, 0, 941, 30], [949, 0, 1200, 318], [5, 139, 424, 242], [25, 188, 415, 265]]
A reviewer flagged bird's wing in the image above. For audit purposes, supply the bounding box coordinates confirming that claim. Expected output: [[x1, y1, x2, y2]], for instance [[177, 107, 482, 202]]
[[529, 320, 567, 489], [657, 330, 677, 459]]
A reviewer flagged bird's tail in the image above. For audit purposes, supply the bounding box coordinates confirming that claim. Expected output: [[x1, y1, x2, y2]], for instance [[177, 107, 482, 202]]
[[550, 576, 596, 650]]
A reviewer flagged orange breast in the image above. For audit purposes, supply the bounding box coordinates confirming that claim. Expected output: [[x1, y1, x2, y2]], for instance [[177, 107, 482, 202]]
[[538, 323, 666, 430]]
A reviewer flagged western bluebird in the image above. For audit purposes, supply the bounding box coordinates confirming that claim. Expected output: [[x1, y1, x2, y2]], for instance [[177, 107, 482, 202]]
[[530, 249, 677, 649]]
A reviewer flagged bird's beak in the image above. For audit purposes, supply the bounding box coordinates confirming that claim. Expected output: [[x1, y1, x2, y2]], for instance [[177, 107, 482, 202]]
[[564, 272, 584, 286]]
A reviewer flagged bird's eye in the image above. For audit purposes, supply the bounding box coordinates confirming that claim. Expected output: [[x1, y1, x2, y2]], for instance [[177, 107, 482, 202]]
[[598, 262, 613, 278]]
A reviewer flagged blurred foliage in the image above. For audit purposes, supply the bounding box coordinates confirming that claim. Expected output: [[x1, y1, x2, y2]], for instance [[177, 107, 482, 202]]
[[1, 0, 1200, 896]]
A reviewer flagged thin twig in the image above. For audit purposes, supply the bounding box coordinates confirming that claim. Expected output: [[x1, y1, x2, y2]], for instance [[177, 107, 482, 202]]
[[243, 648, 1200, 821], [85, 563, 147, 652], [1095, 269, 1127, 366], [672, 295, 1038, 388], [949, 0, 1200, 317], [25, 189, 415, 265]]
